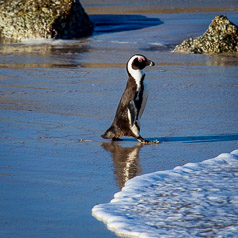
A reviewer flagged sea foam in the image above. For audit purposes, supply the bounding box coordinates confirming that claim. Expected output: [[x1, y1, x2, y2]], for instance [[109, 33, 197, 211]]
[[92, 150, 238, 238], [20, 38, 80, 45]]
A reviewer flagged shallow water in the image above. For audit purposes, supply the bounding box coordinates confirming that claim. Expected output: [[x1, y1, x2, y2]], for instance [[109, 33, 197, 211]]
[[1, 3, 238, 238]]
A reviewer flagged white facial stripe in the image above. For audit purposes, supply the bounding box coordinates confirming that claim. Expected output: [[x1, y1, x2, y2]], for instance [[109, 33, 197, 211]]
[[127, 55, 145, 90]]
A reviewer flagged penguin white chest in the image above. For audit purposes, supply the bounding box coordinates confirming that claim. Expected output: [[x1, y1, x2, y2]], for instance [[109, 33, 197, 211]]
[[137, 83, 148, 119]]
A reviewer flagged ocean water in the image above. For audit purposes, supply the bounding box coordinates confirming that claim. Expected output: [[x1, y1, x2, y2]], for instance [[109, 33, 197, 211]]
[[92, 150, 238, 238]]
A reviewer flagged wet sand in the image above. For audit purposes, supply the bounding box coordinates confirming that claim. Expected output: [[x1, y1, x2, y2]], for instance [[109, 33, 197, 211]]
[[1, 2, 238, 238]]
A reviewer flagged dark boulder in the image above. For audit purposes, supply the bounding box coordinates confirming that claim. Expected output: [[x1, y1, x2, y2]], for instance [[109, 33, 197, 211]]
[[0, 0, 94, 41], [174, 15, 238, 54]]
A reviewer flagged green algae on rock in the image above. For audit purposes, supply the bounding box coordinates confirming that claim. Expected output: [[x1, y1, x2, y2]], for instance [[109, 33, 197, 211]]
[[174, 15, 238, 54], [0, 0, 94, 41]]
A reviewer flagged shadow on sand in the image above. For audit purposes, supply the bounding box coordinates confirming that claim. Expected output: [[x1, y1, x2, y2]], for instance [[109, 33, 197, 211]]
[[108, 134, 238, 143], [155, 134, 238, 143], [90, 14, 163, 35]]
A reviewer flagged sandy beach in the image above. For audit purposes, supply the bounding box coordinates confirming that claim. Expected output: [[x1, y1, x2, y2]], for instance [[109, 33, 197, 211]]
[[1, 1, 238, 237]]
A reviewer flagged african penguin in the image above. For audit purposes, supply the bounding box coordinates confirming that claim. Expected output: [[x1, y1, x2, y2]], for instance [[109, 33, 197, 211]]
[[101, 54, 158, 144]]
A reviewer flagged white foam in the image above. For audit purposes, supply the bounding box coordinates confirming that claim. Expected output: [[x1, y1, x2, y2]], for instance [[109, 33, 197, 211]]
[[21, 38, 55, 45], [92, 150, 238, 238], [110, 40, 130, 44], [20, 38, 80, 45], [149, 42, 164, 46]]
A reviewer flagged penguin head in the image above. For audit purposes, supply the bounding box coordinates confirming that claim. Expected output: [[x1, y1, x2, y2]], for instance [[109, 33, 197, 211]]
[[126, 54, 154, 78]]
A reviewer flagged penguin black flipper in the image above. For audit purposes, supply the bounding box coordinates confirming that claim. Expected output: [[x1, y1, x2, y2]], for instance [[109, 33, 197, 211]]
[[128, 100, 137, 127]]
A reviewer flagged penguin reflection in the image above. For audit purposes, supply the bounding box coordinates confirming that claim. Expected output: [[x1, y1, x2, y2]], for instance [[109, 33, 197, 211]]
[[102, 142, 143, 188]]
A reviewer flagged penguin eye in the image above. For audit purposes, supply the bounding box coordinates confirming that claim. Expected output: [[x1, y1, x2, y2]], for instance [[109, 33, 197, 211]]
[[138, 57, 145, 62]]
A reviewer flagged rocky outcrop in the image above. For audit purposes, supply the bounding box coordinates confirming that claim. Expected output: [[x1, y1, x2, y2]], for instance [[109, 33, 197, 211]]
[[174, 15, 238, 54], [0, 0, 94, 41]]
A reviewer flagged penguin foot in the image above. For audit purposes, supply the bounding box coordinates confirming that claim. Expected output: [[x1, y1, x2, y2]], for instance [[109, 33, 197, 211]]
[[142, 140, 160, 144], [137, 137, 159, 144]]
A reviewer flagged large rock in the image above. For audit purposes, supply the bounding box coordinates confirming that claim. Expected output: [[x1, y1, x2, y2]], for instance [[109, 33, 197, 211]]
[[0, 0, 94, 41], [174, 15, 238, 54]]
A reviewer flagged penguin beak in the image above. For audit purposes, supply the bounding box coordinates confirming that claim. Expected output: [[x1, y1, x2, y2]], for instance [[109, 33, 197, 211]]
[[146, 59, 155, 66]]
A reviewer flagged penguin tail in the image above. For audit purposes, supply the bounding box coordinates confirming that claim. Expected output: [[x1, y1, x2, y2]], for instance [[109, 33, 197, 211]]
[[101, 126, 117, 140]]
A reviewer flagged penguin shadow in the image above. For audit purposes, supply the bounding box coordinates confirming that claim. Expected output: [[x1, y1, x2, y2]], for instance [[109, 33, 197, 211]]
[[102, 142, 143, 189], [110, 133, 238, 144], [148, 133, 238, 143]]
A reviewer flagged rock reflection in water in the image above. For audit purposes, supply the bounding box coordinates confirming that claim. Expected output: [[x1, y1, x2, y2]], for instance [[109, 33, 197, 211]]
[[102, 142, 143, 188], [0, 40, 90, 68]]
